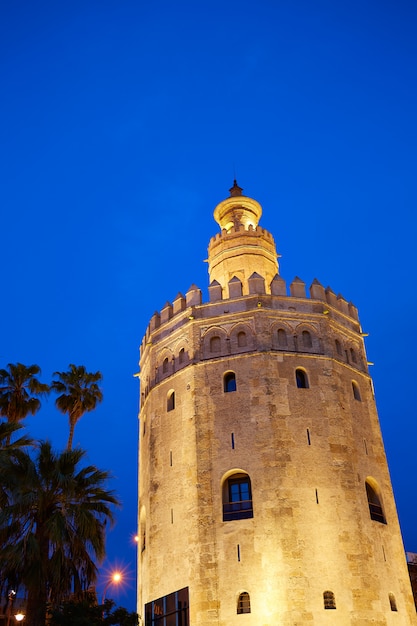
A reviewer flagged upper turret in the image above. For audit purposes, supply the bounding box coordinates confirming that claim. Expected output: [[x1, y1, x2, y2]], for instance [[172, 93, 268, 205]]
[[208, 182, 279, 296], [213, 180, 263, 231]]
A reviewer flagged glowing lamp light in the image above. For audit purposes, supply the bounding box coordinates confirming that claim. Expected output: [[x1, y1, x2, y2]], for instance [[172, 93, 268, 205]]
[[15, 614, 25, 622], [102, 571, 123, 604]]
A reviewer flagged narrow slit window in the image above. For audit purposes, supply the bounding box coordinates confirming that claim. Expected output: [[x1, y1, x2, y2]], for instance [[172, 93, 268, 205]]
[[352, 381, 361, 401], [307, 428, 311, 445], [167, 391, 175, 412], [389, 593, 397, 611], [231, 433, 235, 449], [237, 544, 241, 562]]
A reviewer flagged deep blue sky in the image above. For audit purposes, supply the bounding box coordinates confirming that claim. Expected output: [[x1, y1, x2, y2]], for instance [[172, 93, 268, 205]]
[[1, 0, 417, 612]]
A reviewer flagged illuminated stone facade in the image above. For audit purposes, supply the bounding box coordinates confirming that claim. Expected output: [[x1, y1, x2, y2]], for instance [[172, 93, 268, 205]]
[[137, 183, 416, 625]]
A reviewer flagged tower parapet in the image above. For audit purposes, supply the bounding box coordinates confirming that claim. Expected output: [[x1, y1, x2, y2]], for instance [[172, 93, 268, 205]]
[[140, 273, 360, 357]]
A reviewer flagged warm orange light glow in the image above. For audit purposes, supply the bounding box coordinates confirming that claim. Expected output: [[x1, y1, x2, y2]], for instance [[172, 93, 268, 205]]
[[102, 570, 124, 603], [15, 614, 25, 622]]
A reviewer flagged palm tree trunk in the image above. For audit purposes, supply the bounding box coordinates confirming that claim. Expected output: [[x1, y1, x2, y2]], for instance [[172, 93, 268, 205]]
[[27, 530, 49, 626], [67, 419, 75, 450], [27, 589, 48, 626]]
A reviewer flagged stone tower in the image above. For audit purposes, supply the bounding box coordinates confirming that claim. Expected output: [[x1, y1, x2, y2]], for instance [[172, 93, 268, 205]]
[[137, 183, 416, 625]]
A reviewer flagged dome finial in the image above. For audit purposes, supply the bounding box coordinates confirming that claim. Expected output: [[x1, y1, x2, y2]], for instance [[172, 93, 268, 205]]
[[229, 179, 243, 197]]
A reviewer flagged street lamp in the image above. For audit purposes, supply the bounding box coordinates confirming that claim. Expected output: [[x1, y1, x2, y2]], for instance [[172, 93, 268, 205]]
[[6, 591, 16, 626], [15, 614, 25, 622], [102, 571, 122, 604]]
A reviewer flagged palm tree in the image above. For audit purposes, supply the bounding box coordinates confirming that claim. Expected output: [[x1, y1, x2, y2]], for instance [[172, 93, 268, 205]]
[[0, 421, 33, 513], [0, 421, 33, 450], [0, 441, 119, 626], [0, 363, 49, 442], [51, 364, 103, 450]]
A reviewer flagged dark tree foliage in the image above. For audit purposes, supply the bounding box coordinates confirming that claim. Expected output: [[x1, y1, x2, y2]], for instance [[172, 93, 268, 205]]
[[49, 597, 139, 626], [0, 442, 119, 626], [0, 363, 49, 443]]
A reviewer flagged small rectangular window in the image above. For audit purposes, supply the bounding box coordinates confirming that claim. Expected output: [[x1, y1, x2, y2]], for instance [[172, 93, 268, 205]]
[[237, 544, 241, 562], [231, 433, 235, 449]]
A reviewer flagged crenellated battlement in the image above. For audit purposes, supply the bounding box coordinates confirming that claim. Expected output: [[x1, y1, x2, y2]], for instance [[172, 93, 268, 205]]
[[140, 273, 360, 358], [208, 224, 275, 248]]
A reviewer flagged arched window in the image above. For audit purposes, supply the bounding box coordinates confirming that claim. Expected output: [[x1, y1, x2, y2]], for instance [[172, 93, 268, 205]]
[[302, 330, 312, 348], [352, 381, 361, 401], [224, 372, 237, 393], [162, 357, 169, 373], [366, 480, 386, 524], [178, 348, 185, 364], [167, 391, 175, 412], [277, 329, 288, 347], [296, 368, 309, 389], [237, 331, 247, 347], [350, 348, 357, 363], [237, 592, 251, 614], [335, 339, 342, 356], [389, 593, 397, 611], [210, 336, 221, 353], [323, 591, 336, 609], [223, 473, 253, 521]]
